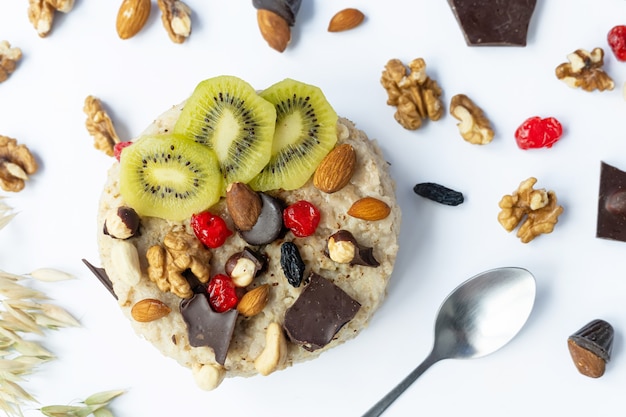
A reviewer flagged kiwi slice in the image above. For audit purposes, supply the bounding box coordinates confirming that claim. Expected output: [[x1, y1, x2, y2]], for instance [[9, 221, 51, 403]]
[[119, 134, 223, 221], [173, 75, 277, 186], [248, 78, 338, 191]]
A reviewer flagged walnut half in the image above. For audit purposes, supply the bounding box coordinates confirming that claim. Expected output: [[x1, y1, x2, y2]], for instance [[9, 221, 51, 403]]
[[157, 0, 192, 44], [0, 136, 38, 192], [83, 96, 120, 157], [555, 48, 615, 92], [497, 177, 564, 243], [146, 229, 211, 298], [0, 41, 22, 83], [381, 58, 444, 130], [449, 94, 494, 145]]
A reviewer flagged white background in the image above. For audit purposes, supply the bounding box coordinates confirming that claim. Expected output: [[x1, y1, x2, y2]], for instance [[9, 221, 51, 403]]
[[2, 1, 626, 416]]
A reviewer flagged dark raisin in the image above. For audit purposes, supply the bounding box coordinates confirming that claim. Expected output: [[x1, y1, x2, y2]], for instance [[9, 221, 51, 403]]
[[413, 182, 464, 206], [280, 241, 305, 287]]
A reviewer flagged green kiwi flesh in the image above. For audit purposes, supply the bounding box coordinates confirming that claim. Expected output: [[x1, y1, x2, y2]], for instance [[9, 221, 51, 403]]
[[173, 75, 277, 187], [248, 78, 338, 191], [119, 134, 223, 221]]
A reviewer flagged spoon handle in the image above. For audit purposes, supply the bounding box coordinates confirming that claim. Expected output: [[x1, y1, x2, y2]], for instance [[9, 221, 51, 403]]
[[361, 351, 440, 417]]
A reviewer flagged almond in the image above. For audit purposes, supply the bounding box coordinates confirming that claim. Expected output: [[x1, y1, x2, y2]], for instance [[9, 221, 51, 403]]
[[131, 298, 171, 322], [313, 144, 356, 193], [226, 182, 262, 231], [328, 8, 365, 32], [347, 197, 391, 221], [116, 0, 151, 40], [237, 284, 269, 317], [257, 9, 291, 52]]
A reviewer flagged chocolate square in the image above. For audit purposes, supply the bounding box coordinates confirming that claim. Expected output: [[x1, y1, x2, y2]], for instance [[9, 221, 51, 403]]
[[180, 293, 238, 365], [447, 0, 537, 46], [283, 273, 361, 351], [597, 161, 626, 242]]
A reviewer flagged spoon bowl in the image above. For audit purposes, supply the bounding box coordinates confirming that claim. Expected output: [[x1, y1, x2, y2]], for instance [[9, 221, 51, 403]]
[[362, 267, 536, 417]]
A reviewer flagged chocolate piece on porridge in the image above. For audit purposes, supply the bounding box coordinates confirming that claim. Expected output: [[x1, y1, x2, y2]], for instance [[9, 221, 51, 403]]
[[82, 259, 117, 299], [597, 161, 626, 242], [180, 293, 238, 365], [283, 273, 361, 351], [447, 0, 536, 46]]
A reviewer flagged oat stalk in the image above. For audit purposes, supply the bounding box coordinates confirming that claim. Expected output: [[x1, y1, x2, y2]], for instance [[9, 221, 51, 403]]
[[39, 389, 125, 417]]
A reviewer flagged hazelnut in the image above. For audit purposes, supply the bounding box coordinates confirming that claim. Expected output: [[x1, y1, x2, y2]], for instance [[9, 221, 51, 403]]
[[104, 206, 140, 239], [326, 230, 380, 267], [225, 247, 266, 287]]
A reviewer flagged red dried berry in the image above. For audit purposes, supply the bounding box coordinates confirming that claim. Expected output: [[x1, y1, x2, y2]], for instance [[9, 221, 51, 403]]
[[283, 200, 321, 237], [608, 25, 626, 62], [207, 274, 238, 313], [514, 116, 563, 150], [191, 212, 233, 249], [113, 141, 133, 161]]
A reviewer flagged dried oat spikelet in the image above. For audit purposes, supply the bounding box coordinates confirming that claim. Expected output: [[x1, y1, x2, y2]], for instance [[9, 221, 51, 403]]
[[40, 389, 125, 417], [0, 198, 17, 231], [83, 96, 121, 157]]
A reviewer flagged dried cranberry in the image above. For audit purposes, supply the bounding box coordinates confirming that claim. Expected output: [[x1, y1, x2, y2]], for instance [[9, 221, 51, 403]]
[[207, 274, 238, 313], [514, 116, 563, 150], [283, 200, 321, 237], [113, 141, 133, 161], [191, 212, 233, 249], [608, 25, 626, 62]]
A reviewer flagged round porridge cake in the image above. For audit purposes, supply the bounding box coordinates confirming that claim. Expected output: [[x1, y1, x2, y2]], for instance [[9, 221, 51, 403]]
[[96, 80, 400, 390]]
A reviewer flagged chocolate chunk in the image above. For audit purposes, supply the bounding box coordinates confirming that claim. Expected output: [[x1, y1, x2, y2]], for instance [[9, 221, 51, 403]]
[[283, 273, 361, 351], [567, 319, 614, 378], [225, 247, 267, 277], [240, 193, 284, 246], [252, 0, 302, 26], [597, 161, 626, 242], [447, 0, 537, 46], [326, 230, 380, 267], [82, 258, 117, 299], [180, 293, 238, 365]]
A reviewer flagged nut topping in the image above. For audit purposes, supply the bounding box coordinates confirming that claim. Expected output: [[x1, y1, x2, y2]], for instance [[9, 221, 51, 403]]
[[555, 48, 615, 92], [226, 182, 262, 231], [449, 94, 494, 145], [254, 322, 287, 376], [225, 247, 266, 287], [237, 284, 270, 317], [326, 230, 380, 267], [103, 206, 140, 239], [347, 197, 391, 221], [131, 298, 172, 322], [0, 136, 38, 192], [313, 143, 356, 193]]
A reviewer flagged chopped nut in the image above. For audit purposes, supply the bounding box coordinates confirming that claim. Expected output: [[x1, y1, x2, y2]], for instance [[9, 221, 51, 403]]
[[449, 94, 494, 145], [157, 0, 192, 43], [28, 0, 55, 37], [0, 41, 22, 83], [497, 177, 564, 243], [146, 229, 211, 298], [381, 58, 444, 130], [84, 96, 121, 157], [254, 322, 288, 376], [555, 48, 615, 92], [224, 247, 266, 287], [0, 136, 38, 192]]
